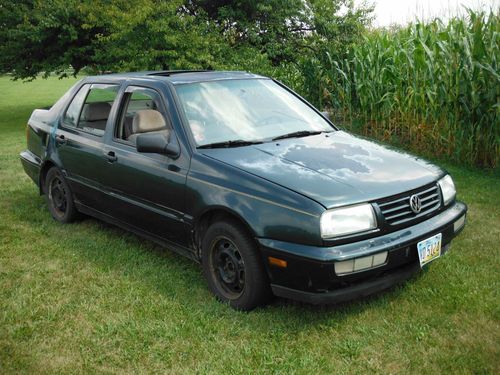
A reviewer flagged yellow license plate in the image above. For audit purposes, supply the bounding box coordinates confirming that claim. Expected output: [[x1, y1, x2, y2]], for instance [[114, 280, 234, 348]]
[[417, 233, 442, 267]]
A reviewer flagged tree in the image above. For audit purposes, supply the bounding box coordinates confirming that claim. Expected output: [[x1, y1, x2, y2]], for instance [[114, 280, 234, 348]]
[[0, 0, 231, 78], [0, 0, 108, 79], [181, 0, 373, 64], [89, 0, 222, 72], [0, 0, 372, 80]]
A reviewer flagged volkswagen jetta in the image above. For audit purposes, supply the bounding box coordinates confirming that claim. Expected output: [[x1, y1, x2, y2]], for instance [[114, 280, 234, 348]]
[[20, 71, 467, 310]]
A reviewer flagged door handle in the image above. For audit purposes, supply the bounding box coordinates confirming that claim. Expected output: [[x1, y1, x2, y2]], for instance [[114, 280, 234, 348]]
[[106, 151, 118, 163], [55, 134, 66, 145]]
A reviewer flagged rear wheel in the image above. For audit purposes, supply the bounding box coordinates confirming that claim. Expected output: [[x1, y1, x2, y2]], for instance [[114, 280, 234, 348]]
[[44, 167, 79, 223], [202, 220, 272, 311]]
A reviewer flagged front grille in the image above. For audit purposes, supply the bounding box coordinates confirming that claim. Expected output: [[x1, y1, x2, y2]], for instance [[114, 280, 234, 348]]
[[377, 184, 441, 226]]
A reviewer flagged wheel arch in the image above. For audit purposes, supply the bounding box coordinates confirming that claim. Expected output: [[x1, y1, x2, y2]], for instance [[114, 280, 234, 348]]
[[39, 160, 58, 195], [192, 206, 258, 259]]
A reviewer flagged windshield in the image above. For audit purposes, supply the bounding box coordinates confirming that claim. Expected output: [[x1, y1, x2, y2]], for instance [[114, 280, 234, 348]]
[[174, 79, 334, 146]]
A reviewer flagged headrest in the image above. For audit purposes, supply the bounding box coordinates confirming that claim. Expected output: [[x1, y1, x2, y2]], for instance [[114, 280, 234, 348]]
[[82, 102, 111, 121], [132, 109, 167, 134]]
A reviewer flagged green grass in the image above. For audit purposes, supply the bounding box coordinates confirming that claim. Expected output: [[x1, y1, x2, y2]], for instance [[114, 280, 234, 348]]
[[0, 76, 499, 374]]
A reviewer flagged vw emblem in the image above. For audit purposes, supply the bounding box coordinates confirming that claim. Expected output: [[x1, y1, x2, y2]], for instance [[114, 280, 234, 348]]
[[409, 194, 422, 214]]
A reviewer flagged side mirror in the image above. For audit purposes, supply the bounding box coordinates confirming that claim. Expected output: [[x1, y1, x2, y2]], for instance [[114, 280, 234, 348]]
[[321, 111, 331, 121], [136, 132, 180, 159]]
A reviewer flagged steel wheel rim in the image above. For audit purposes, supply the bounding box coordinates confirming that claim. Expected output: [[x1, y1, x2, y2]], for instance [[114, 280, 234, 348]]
[[48, 174, 68, 217], [210, 236, 245, 299]]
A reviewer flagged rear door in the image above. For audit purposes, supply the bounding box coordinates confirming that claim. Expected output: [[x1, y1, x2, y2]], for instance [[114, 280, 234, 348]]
[[99, 84, 191, 246], [55, 83, 120, 208]]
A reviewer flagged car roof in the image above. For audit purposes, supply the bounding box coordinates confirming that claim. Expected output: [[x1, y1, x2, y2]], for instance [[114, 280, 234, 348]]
[[88, 70, 268, 85]]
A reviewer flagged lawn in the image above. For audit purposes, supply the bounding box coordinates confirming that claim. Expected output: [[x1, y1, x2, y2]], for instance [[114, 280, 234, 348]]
[[0, 76, 499, 374]]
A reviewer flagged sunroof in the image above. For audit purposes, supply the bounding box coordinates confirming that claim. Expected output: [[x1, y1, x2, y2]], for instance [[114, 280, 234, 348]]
[[148, 70, 210, 77]]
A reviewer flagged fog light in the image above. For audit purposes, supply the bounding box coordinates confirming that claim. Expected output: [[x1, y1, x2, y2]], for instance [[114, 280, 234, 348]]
[[372, 251, 388, 266], [454, 215, 465, 232], [334, 259, 354, 274], [335, 251, 388, 275]]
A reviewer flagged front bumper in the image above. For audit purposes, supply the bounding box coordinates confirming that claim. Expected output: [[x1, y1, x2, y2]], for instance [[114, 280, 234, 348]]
[[258, 201, 467, 304]]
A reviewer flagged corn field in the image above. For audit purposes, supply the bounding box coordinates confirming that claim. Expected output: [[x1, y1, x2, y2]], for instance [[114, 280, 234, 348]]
[[312, 10, 499, 168]]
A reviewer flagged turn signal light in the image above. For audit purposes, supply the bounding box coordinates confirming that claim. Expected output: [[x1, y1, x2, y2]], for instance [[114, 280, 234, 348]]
[[334, 251, 388, 275], [268, 256, 287, 268]]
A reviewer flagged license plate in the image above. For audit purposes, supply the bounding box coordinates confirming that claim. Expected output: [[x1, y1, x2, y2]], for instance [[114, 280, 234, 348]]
[[417, 233, 442, 267]]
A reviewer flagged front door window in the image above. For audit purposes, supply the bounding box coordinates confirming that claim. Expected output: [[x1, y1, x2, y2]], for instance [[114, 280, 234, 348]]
[[115, 87, 170, 143]]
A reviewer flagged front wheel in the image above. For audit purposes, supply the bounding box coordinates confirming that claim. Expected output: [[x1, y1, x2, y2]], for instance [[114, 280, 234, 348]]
[[201, 220, 272, 311], [44, 167, 80, 223]]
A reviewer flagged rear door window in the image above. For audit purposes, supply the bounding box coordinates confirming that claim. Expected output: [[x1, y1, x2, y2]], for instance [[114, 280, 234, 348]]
[[77, 84, 119, 136]]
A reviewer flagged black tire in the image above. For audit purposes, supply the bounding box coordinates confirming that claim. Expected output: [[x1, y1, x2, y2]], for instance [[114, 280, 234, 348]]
[[201, 220, 272, 311], [44, 167, 80, 223]]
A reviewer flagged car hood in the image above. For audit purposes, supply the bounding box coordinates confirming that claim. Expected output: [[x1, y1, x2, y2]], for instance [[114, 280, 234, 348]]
[[199, 131, 443, 208]]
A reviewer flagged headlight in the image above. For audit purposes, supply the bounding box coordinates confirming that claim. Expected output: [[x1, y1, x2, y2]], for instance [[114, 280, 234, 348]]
[[320, 203, 377, 238], [438, 174, 456, 205]]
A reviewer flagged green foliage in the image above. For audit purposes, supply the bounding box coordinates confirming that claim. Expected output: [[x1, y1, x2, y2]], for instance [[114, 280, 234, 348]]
[[321, 10, 499, 168], [91, 0, 228, 72], [0, 0, 106, 79], [0, 0, 371, 77]]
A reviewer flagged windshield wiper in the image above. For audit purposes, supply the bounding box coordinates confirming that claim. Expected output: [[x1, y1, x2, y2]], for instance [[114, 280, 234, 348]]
[[197, 139, 263, 149], [271, 130, 329, 141]]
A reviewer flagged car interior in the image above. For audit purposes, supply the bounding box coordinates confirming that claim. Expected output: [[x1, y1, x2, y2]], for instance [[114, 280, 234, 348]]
[[116, 93, 170, 145], [121, 98, 158, 139], [127, 109, 170, 145], [78, 102, 111, 133]]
